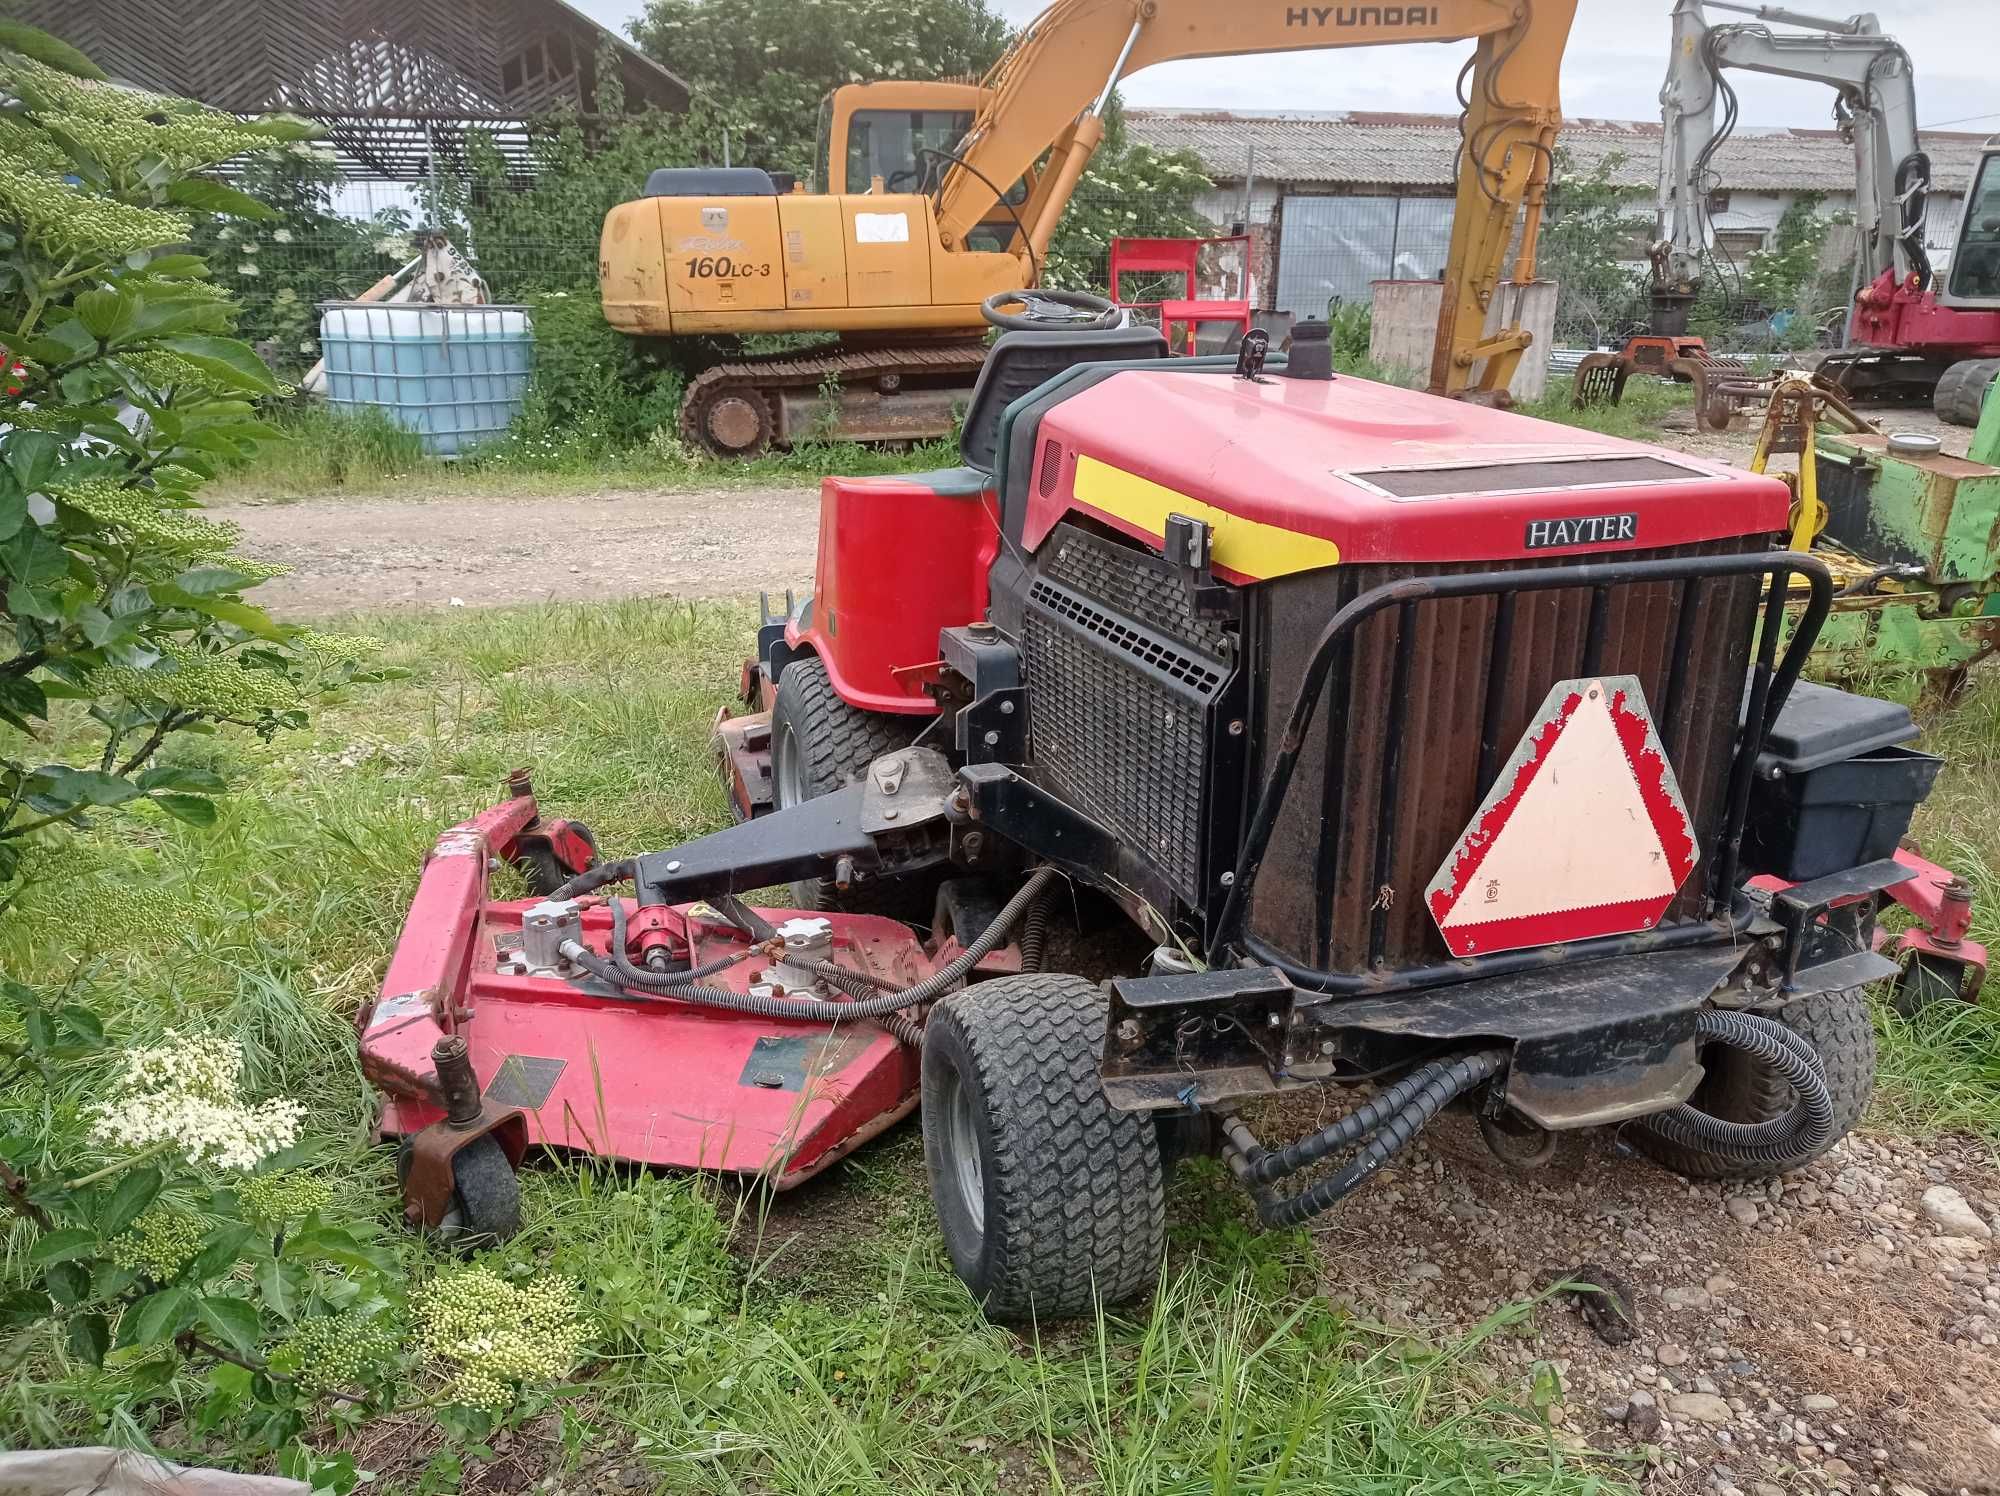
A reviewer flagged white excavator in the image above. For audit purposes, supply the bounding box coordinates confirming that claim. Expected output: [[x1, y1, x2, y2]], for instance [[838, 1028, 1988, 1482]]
[[1577, 1, 1999, 426]]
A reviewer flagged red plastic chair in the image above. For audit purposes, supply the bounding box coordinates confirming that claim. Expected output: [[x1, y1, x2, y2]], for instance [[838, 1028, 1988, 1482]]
[[1108, 235, 1254, 356]]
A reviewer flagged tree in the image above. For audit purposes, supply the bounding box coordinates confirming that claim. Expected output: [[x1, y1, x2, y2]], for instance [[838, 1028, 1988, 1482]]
[[631, 0, 1011, 178], [0, 25, 377, 887], [1540, 149, 1652, 349], [1045, 101, 1214, 293]]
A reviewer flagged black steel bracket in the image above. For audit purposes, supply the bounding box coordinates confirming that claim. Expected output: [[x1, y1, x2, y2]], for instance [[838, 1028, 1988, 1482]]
[[958, 687, 1028, 764]]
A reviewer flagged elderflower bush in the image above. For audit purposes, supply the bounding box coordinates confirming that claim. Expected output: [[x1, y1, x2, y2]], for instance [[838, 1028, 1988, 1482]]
[[87, 1031, 304, 1172], [413, 1267, 589, 1412], [0, 24, 383, 885]]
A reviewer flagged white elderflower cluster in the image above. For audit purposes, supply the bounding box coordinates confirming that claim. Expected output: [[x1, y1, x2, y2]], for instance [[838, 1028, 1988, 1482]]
[[88, 1030, 304, 1172]]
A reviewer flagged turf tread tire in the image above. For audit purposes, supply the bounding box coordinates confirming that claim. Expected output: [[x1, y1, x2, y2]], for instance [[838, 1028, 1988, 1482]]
[[922, 973, 1165, 1320], [1631, 987, 1875, 1180], [1935, 358, 2000, 428], [770, 656, 923, 915]]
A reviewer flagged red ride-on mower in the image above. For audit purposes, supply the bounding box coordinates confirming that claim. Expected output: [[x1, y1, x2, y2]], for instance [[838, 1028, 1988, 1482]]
[[362, 293, 1984, 1316]]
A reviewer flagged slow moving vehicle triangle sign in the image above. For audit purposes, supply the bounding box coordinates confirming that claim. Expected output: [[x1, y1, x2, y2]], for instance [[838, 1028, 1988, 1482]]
[[1425, 675, 1699, 958]]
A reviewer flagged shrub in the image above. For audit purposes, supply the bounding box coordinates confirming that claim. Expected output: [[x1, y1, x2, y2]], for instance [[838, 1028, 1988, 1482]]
[[0, 26, 378, 887]]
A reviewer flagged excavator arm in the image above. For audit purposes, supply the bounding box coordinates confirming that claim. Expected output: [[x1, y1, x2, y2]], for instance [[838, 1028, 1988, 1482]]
[[930, 0, 1579, 399], [1655, 1, 1927, 301]]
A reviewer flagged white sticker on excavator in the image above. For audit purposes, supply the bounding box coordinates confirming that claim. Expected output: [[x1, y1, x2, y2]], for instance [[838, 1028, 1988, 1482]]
[[855, 212, 910, 244]]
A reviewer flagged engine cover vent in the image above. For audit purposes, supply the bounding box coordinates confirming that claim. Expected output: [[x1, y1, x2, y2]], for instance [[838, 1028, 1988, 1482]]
[[1349, 455, 1699, 499]]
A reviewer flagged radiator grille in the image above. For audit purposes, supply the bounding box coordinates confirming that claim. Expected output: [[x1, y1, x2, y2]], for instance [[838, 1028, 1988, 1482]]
[[1248, 537, 1769, 971], [1023, 524, 1232, 901]]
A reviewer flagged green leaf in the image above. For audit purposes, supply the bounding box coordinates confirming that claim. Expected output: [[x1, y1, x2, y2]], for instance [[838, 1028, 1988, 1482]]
[[42, 1260, 90, 1308], [123, 1286, 196, 1347], [0, 22, 107, 79], [66, 1312, 110, 1367], [4, 431, 59, 494], [137, 764, 226, 794], [152, 336, 278, 396], [99, 1166, 162, 1237], [197, 1295, 262, 1358], [60, 1005, 106, 1047], [148, 583, 286, 640], [41, 768, 143, 808], [138, 254, 211, 279], [283, 1224, 391, 1273], [183, 1222, 254, 1285], [0, 674, 47, 732], [0, 1289, 52, 1330], [234, 115, 323, 143], [1, 529, 71, 586], [254, 1257, 298, 1323], [29, 1228, 95, 1268], [0, 485, 27, 545], [171, 566, 260, 597], [91, 1261, 137, 1302], [164, 179, 279, 222], [152, 793, 219, 828]]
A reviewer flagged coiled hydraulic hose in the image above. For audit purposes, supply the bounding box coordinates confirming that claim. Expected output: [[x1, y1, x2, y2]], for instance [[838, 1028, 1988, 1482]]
[[1221, 1049, 1508, 1229], [1634, 1009, 1834, 1171], [566, 868, 1062, 1029], [1017, 882, 1054, 974]]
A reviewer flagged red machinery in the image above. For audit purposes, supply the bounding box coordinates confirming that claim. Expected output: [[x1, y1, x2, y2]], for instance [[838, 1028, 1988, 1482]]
[[364, 297, 1984, 1318], [1108, 235, 1254, 356]]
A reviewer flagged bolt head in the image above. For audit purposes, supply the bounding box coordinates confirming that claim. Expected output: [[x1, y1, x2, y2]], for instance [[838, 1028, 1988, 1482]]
[[999, 699, 1016, 715], [1220, 871, 1235, 887]]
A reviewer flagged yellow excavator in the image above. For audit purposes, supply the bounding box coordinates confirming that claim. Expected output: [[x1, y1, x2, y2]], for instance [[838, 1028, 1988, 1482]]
[[600, 0, 1580, 457]]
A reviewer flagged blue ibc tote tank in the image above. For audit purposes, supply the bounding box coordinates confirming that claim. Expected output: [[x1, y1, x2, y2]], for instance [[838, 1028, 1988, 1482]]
[[318, 303, 534, 457]]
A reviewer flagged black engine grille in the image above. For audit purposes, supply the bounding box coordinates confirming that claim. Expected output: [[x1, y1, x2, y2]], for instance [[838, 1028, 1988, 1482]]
[[1248, 538, 1770, 972], [1023, 524, 1234, 902]]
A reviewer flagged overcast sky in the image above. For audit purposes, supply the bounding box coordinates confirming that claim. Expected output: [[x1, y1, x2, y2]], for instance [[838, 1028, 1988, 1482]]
[[568, 0, 1996, 135]]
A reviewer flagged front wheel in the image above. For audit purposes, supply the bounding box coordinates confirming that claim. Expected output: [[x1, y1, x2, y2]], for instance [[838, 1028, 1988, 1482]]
[[921, 973, 1165, 1320], [397, 1134, 523, 1246]]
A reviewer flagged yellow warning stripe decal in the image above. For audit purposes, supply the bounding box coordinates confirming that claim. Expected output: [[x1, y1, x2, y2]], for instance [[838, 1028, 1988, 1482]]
[[1070, 456, 1341, 579]]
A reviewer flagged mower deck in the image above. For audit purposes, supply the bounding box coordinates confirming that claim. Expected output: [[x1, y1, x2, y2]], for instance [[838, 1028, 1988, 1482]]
[[358, 798, 927, 1188]]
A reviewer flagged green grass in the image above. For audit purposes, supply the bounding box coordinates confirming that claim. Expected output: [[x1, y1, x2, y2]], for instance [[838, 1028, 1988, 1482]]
[[0, 598, 1635, 1490], [210, 405, 964, 503]]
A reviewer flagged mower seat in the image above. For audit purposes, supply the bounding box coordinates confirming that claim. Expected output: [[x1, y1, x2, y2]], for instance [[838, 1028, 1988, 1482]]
[[960, 327, 1168, 476]]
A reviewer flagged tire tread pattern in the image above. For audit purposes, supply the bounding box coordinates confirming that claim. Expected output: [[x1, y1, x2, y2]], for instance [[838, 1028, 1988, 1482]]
[[926, 974, 1164, 1319]]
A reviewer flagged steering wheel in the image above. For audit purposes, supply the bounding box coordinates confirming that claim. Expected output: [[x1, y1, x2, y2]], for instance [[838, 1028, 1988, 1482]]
[[981, 289, 1123, 333]]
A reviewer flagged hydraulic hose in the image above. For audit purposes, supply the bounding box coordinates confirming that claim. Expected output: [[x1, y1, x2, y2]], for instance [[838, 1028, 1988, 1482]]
[[1221, 1049, 1508, 1229], [570, 868, 1062, 1028], [549, 858, 635, 901], [1017, 882, 1054, 974], [1634, 1009, 1834, 1171]]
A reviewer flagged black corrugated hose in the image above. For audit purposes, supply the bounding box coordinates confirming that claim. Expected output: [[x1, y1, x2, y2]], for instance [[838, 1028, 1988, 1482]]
[[1633, 1008, 1834, 1169], [1221, 1049, 1509, 1228], [1018, 882, 1054, 973]]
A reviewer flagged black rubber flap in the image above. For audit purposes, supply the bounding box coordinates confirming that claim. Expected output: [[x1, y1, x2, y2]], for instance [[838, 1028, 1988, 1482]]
[[1756, 676, 1919, 774]]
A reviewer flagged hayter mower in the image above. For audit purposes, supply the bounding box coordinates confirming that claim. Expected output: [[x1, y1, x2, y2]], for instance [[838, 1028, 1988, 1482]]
[[360, 299, 1986, 1316]]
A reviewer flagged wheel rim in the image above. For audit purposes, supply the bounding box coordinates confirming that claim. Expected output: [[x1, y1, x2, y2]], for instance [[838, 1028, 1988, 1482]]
[[942, 1066, 985, 1236], [772, 720, 804, 807]]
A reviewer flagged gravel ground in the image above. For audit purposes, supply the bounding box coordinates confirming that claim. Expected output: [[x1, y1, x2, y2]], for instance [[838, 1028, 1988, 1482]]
[[219, 401, 1976, 622], [1291, 1109, 2000, 1494]]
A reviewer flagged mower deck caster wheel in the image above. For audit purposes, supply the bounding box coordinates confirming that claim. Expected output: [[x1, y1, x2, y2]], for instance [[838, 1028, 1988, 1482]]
[[516, 820, 597, 898], [922, 973, 1164, 1320], [397, 1134, 523, 1246]]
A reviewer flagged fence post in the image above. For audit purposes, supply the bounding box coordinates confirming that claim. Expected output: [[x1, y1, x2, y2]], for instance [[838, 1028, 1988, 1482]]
[[1388, 195, 1402, 286]]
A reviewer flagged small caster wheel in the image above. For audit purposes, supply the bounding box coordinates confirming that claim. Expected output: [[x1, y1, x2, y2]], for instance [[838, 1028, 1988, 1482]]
[[515, 821, 597, 897], [397, 1134, 522, 1246]]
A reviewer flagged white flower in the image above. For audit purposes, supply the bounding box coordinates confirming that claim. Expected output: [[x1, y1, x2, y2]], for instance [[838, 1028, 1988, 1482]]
[[87, 1031, 303, 1172]]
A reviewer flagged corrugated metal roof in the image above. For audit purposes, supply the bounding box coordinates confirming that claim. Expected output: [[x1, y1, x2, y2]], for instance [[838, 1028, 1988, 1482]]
[[1123, 109, 1990, 195]]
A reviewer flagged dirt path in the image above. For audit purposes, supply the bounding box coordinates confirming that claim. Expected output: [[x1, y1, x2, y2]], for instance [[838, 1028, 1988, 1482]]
[[221, 485, 821, 618]]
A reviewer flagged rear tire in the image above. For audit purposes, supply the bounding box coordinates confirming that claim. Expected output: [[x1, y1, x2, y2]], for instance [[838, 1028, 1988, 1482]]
[[922, 973, 1165, 1320], [769, 656, 926, 916], [1935, 358, 2000, 427], [1629, 987, 1875, 1181]]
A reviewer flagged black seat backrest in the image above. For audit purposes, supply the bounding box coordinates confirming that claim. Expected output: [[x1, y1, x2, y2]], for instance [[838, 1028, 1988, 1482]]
[[644, 167, 777, 198], [960, 326, 1168, 475]]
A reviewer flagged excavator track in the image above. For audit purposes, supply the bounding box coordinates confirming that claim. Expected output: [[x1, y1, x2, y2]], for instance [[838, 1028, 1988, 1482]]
[[678, 340, 990, 457]]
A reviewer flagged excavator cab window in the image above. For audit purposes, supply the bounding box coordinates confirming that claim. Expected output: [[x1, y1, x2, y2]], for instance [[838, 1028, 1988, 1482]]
[[847, 109, 976, 195], [1948, 153, 2000, 302]]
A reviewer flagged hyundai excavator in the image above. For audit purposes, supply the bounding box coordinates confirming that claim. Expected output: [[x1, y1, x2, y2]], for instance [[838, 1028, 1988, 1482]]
[[599, 0, 1579, 457], [1574, 0, 2000, 426]]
